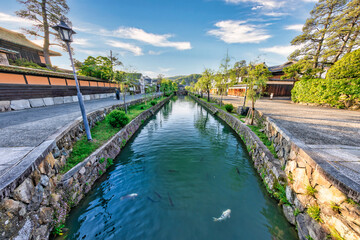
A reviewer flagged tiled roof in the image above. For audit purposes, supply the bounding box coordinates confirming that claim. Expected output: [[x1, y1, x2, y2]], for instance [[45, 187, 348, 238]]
[[268, 61, 297, 73], [0, 27, 61, 56]]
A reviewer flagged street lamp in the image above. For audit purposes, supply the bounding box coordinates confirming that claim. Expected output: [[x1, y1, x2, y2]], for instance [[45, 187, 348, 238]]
[[52, 18, 92, 141]]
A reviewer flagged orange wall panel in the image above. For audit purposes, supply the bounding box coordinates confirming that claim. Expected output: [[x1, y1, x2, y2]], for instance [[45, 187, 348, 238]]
[[66, 79, 76, 86], [80, 80, 89, 87], [50, 78, 67, 86], [26, 75, 49, 85], [89, 81, 98, 87], [0, 73, 26, 84]]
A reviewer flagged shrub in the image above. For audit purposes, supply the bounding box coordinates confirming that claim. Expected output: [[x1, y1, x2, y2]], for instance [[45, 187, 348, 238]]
[[224, 104, 234, 113], [291, 78, 360, 108], [150, 100, 157, 106], [327, 49, 360, 80], [107, 110, 129, 128]]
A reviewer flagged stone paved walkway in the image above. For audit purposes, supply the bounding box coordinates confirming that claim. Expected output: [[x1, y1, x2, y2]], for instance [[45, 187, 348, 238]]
[[0, 93, 151, 179], [211, 94, 360, 189]]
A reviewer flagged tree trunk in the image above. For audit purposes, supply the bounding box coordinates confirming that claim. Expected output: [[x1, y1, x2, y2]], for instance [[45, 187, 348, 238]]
[[41, 0, 51, 68], [123, 89, 127, 114], [207, 90, 210, 102], [250, 97, 255, 125]]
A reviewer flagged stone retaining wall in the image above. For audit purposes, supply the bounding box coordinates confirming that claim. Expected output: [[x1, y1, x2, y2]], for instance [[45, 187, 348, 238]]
[[0, 96, 171, 240], [191, 95, 360, 240]]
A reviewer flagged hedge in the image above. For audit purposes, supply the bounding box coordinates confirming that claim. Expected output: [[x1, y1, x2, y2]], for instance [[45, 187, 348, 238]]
[[291, 78, 360, 108]]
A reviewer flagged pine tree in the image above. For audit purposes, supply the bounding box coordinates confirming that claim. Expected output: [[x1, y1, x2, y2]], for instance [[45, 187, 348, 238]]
[[326, 0, 360, 63], [16, 0, 70, 67], [290, 0, 346, 68]]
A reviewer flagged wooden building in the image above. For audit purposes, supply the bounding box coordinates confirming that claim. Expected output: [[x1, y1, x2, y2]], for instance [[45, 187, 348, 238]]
[[0, 27, 61, 67]]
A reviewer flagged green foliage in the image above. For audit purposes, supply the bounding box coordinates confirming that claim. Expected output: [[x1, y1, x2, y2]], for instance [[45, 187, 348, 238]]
[[106, 158, 114, 168], [291, 78, 360, 108], [99, 170, 103, 175], [247, 125, 278, 158], [330, 202, 341, 213], [307, 205, 323, 223], [9, 58, 49, 70], [327, 49, 360, 80], [224, 104, 234, 113], [345, 198, 359, 206], [288, 172, 294, 184], [294, 208, 300, 217], [77, 56, 113, 80], [107, 110, 129, 128], [281, 60, 323, 81], [168, 74, 202, 85], [99, 158, 105, 164], [329, 226, 345, 240], [306, 185, 317, 197], [52, 224, 65, 236], [306, 236, 314, 240], [273, 183, 291, 206], [150, 100, 157, 106]]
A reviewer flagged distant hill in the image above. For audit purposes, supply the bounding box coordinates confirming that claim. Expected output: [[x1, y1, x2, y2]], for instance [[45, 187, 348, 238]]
[[168, 74, 202, 85]]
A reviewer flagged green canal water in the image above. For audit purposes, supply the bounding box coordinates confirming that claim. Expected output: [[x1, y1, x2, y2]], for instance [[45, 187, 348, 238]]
[[64, 96, 298, 240]]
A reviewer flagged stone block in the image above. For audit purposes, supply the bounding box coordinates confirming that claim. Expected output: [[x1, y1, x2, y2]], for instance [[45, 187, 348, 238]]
[[53, 97, 64, 105], [29, 98, 45, 108], [13, 178, 34, 204], [72, 95, 79, 102], [312, 168, 331, 188], [0, 100, 11, 112], [283, 205, 296, 225], [293, 168, 310, 194], [10, 99, 31, 110], [64, 96, 73, 103], [43, 97, 54, 106], [315, 185, 347, 205]]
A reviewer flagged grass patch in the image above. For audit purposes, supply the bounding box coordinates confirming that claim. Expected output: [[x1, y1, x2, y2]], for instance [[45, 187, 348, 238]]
[[306, 185, 317, 197], [307, 205, 323, 223], [61, 97, 166, 173], [247, 125, 278, 158], [273, 183, 291, 206]]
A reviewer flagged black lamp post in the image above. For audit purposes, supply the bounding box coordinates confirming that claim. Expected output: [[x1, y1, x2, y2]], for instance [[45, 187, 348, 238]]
[[52, 19, 92, 141]]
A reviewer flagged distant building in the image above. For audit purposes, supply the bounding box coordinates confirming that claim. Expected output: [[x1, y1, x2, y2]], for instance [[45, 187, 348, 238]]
[[0, 27, 61, 67], [227, 61, 297, 97]]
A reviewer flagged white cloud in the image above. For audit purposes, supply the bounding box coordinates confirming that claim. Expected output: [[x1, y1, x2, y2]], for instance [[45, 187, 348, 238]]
[[148, 50, 162, 55], [225, 0, 285, 9], [142, 70, 159, 78], [208, 20, 271, 44], [76, 49, 105, 56], [264, 12, 289, 17], [285, 24, 303, 31], [72, 38, 92, 47], [159, 67, 173, 73], [259, 45, 299, 56], [104, 27, 191, 50], [0, 12, 34, 25], [302, 0, 318, 2], [106, 40, 143, 56]]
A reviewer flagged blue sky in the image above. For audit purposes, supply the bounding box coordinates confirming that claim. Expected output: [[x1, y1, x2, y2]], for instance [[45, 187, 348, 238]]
[[0, 0, 317, 78]]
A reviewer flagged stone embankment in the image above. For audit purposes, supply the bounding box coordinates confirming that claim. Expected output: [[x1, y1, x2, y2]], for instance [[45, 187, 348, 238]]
[[0, 96, 171, 240], [191, 95, 360, 240]]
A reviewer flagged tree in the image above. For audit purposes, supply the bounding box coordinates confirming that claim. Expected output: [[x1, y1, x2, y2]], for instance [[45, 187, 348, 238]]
[[16, 0, 70, 67], [244, 63, 272, 125], [197, 68, 214, 102], [281, 60, 324, 81], [290, 0, 346, 68], [107, 50, 123, 80], [232, 60, 247, 83], [76, 56, 113, 80], [215, 52, 236, 106], [325, 0, 360, 63]]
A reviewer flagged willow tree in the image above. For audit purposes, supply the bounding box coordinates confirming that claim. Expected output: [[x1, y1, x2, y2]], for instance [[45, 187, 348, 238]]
[[16, 0, 70, 67], [290, 0, 346, 68], [244, 63, 272, 125]]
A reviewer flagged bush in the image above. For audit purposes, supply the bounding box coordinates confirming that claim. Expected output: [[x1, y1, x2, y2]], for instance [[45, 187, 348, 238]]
[[150, 100, 157, 106], [327, 49, 360, 80], [225, 104, 234, 113], [292, 78, 360, 108], [107, 110, 129, 128]]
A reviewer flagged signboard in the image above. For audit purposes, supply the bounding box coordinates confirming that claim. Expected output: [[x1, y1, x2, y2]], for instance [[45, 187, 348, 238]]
[[0, 53, 9, 66]]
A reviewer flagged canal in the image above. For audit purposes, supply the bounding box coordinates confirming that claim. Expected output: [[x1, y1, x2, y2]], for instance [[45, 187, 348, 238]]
[[64, 96, 298, 240]]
